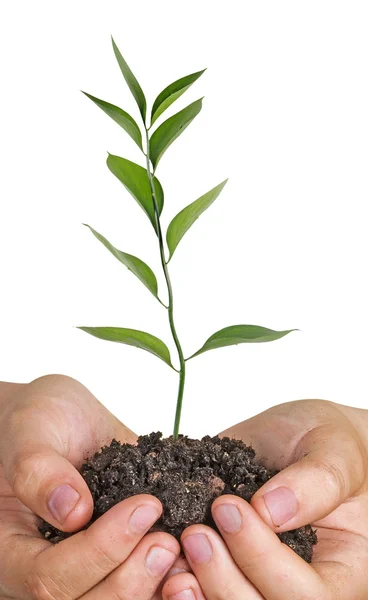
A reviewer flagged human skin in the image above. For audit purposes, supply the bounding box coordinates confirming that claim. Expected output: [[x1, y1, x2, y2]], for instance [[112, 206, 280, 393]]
[[1, 377, 368, 599], [163, 400, 368, 600], [0, 376, 181, 600]]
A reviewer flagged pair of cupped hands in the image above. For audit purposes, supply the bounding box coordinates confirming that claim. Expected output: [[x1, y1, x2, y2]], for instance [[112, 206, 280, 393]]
[[0, 376, 367, 600]]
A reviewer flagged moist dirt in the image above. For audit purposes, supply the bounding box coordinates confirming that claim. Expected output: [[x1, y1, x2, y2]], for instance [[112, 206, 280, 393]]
[[40, 432, 317, 563]]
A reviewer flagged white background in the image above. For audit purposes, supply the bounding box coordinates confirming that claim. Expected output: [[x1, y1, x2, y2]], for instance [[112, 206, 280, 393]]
[[0, 1, 367, 438]]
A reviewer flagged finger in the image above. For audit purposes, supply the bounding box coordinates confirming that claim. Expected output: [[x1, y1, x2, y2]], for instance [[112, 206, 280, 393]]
[[0, 374, 136, 532], [163, 572, 207, 600], [212, 495, 326, 600], [83, 532, 179, 599], [0, 442, 94, 532], [23, 495, 162, 600], [152, 557, 192, 600], [251, 419, 366, 532], [181, 525, 263, 599], [164, 557, 191, 583], [220, 399, 367, 532]]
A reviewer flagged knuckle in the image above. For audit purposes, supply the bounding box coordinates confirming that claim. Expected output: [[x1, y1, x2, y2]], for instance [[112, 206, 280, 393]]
[[307, 456, 347, 498], [237, 547, 270, 573], [11, 452, 48, 497], [24, 570, 63, 600], [90, 543, 119, 572], [83, 531, 121, 574], [1, 402, 31, 437], [28, 375, 87, 408], [30, 374, 77, 389]]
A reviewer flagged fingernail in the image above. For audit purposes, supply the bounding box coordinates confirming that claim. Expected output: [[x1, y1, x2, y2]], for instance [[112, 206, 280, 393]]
[[167, 567, 188, 577], [145, 546, 176, 577], [183, 533, 212, 564], [169, 591, 195, 600], [214, 503, 242, 533], [129, 504, 160, 534], [48, 484, 80, 524], [263, 486, 299, 526]]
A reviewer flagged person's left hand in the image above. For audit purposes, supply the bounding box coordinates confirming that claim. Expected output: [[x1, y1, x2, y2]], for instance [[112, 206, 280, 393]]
[[161, 399, 368, 600]]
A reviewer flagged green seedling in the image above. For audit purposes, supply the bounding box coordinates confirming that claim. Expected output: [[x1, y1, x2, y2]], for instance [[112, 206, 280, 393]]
[[79, 37, 296, 438]]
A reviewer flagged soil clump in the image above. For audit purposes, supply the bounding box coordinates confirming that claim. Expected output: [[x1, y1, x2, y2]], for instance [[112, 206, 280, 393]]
[[40, 432, 317, 563]]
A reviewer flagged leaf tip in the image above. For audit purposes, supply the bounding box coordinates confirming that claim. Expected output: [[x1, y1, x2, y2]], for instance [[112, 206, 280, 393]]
[[81, 91, 95, 103], [111, 36, 120, 57]]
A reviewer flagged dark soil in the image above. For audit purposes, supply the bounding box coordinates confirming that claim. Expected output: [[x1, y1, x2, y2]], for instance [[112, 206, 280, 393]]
[[40, 433, 317, 562]]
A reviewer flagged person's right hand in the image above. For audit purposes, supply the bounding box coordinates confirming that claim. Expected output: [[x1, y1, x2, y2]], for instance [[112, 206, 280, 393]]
[[0, 374, 181, 599]]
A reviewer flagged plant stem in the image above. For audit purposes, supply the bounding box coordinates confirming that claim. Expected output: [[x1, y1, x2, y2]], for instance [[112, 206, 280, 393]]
[[144, 127, 186, 439]]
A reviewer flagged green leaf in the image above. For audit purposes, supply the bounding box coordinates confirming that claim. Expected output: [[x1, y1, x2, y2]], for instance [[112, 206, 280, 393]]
[[166, 179, 228, 260], [107, 154, 164, 232], [82, 92, 143, 150], [149, 98, 203, 170], [111, 37, 147, 122], [151, 69, 206, 126], [78, 327, 174, 368], [187, 326, 297, 359], [83, 224, 164, 303]]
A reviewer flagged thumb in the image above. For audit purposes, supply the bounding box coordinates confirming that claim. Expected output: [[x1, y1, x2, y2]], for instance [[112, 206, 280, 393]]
[[250, 420, 366, 532], [2, 443, 94, 532]]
